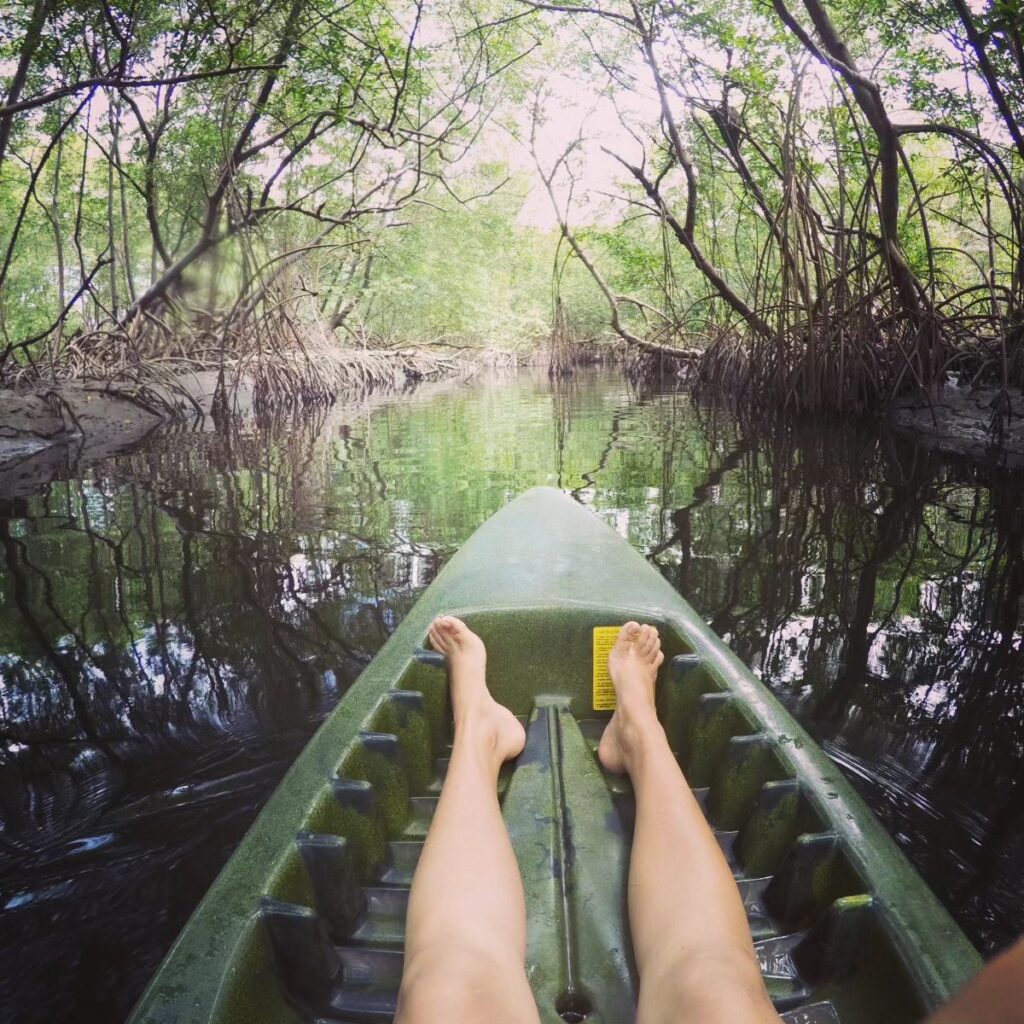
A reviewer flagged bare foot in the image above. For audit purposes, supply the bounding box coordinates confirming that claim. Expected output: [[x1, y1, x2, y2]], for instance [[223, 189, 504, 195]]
[[597, 622, 665, 774], [427, 615, 525, 765]]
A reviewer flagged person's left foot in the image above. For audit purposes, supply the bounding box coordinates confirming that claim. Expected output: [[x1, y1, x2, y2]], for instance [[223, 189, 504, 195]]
[[427, 615, 525, 765], [598, 622, 665, 774]]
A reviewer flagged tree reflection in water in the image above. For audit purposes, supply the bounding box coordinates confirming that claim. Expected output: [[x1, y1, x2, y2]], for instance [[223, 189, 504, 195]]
[[0, 405, 443, 1023], [0, 371, 1021, 1023], [654, 405, 1024, 957]]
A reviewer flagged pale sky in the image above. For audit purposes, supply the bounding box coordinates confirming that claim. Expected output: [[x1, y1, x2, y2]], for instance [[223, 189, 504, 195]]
[[1, 4, 1000, 238]]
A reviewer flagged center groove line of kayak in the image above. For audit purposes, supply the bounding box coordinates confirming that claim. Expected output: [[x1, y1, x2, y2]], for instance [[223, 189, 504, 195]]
[[547, 703, 581, 1008]]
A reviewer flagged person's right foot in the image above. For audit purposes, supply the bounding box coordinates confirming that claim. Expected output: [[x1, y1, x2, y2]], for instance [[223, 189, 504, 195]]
[[427, 615, 525, 765], [597, 622, 665, 774]]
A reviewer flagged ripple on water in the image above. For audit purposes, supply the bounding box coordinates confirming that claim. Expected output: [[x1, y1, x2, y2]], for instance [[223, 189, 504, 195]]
[[0, 369, 1022, 1023]]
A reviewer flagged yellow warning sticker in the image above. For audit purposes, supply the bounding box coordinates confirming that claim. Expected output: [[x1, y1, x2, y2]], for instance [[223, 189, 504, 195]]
[[592, 626, 621, 711]]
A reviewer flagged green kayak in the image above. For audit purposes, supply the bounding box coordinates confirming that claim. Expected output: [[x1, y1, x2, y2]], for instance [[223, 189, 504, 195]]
[[128, 487, 981, 1024]]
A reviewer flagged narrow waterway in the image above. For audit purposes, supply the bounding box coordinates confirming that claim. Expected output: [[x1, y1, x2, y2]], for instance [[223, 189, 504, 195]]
[[1, 369, 1021, 1023]]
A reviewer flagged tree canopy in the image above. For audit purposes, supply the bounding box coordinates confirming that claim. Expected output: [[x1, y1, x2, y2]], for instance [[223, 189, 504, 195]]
[[1, 0, 1022, 410]]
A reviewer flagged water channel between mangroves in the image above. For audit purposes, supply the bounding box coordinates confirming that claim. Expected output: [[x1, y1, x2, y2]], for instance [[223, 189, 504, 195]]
[[0, 367, 1021, 1022]]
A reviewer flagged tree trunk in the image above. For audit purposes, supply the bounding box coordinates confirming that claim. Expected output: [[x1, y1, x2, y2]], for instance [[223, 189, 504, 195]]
[[0, 0, 53, 173]]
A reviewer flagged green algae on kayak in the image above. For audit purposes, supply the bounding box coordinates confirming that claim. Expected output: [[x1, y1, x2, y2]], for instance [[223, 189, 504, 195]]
[[127, 487, 982, 1024]]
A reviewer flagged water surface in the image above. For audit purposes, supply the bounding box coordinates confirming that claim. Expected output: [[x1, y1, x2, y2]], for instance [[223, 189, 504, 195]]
[[1, 369, 1021, 1022]]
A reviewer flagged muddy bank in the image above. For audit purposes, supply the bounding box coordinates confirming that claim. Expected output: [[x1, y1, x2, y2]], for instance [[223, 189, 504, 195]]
[[0, 345, 518, 498], [0, 364, 515, 500], [7, 369, 1021, 503], [891, 384, 1024, 468], [0, 373, 248, 498]]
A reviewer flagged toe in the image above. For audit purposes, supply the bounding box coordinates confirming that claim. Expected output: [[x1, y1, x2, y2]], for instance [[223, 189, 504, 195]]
[[427, 622, 444, 652], [640, 625, 660, 659], [616, 621, 640, 645], [429, 617, 456, 648], [444, 616, 471, 648], [637, 624, 652, 650]]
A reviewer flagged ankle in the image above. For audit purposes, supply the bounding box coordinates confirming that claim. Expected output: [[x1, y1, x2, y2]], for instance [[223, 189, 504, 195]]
[[617, 710, 669, 772], [452, 724, 520, 780], [453, 704, 497, 741]]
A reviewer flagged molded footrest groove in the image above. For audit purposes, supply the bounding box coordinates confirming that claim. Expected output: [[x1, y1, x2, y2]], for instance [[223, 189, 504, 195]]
[[427, 759, 447, 793], [708, 732, 791, 831], [738, 876, 777, 940], [755, 932, 813, 1009], [575, 718, 606, 750], [413, 648, 445, 669], [329, 947, 403, 1022], [261, 898, 340, 1009], [795, 894, 875, 983], [765, 830, 863, 929], [402, 796, 438, 838], [331, 778, 387, 882], [370, 691, 434, 795], [428, 757, 513, 799], [327, 989, 398, 1021], [716, 829, 743, 877], [353, 732, 410, 838], [350, 887, 410, 947], [658, 653, 714, 752], [672, 652, 703, 670], [297, 832, 366, 940], [376, 841, 423, 886], [686, 691, 753, 787], [737, 778, 804, 878], [779, 1002, 841, 1023]]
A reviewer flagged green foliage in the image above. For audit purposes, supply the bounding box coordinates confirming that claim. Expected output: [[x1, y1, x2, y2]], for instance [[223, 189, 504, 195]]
[[350, 165, 615, 349], [1, 0, 1023, 381], [0, 0, 540, 365]]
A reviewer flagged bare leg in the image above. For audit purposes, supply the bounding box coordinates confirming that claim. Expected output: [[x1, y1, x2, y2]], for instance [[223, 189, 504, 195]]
[[925, 937, 1024, 1023], [395, 615, 540, 1024], [599, 622, 782, 1024]]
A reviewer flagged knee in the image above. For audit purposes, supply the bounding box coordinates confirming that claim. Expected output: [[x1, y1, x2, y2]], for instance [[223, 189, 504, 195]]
[[396, 948, 511, 1023], [640, 948, 775, 1021]]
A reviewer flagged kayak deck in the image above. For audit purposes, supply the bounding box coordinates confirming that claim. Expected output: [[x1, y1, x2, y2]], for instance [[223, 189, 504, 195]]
[[258, 651, 916, 1024], [128, 489, 980, 1024]]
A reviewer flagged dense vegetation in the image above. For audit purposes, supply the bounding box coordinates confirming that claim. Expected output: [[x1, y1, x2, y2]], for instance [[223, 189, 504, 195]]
[[1, 0, 1022, 411], [527, 0, 1024, 410], [0, 0, 548, 399]]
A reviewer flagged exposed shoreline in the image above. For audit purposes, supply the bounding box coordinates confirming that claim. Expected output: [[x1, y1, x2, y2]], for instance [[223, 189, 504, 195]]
[[0, 353, 503, 499], [891, 384, 1024, 469], [3, 368, 1022, 503]]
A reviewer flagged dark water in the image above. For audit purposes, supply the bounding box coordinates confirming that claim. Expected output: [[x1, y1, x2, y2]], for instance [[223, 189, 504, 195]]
[[1, 369, 1022, 1022]]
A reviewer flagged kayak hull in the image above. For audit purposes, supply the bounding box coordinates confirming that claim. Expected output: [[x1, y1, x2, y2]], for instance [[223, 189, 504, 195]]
[[128, 488, 981, 1024]]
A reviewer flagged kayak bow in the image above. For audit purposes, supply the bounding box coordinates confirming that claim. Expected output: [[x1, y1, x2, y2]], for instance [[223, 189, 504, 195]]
[[128, 487, 981, 1024]]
